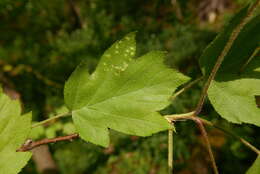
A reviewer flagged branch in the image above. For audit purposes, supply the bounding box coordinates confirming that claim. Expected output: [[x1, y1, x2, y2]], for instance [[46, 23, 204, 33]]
[[17, 133, 79, 152], [165, 115, 260, 155], [32, 112, 71, 128], [165, 114, 218, 174], [199, 118, 260, 155], [193, 117, 218, 174], [195, 0, 260, 115], [168, 129, 174, 174], [165, 111, 195, 122]]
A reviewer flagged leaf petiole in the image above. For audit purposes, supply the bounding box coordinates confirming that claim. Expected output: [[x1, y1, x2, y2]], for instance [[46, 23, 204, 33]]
[[32, 112, 72, 128], [170, 77, 203, 101]]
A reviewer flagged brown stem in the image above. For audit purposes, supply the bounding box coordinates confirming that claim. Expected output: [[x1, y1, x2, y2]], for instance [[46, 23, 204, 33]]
[[192, 117, 219, 174], [165, 115, 260, 155], [165, 114, 218, 173], [199, 118, 260, 155], [17, 133, 79, 152], [195, 0, 260, 115], [165, 115, 218, 173]]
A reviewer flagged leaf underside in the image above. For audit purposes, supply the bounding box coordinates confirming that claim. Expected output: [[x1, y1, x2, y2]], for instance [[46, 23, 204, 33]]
[[200, 7, 260, 126], [0, 89, 32, 174], [64, 33, 190, 146]]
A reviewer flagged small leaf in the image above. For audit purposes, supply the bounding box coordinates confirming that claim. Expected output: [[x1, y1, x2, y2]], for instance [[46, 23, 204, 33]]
[[208, 58, 260, 125], [199, 6, 260, 126], [0, 90, 32, 174], [246, 156, 260, 174], [64, 33, 189, 146]]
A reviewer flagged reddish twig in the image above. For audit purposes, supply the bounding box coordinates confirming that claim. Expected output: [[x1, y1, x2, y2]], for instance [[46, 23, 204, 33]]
[[165, 114, 218, 173], [17, 133, 79, 152], [165, 114, 260, 155], [192, 117, 219, 174], [199, 118, 260, 155]]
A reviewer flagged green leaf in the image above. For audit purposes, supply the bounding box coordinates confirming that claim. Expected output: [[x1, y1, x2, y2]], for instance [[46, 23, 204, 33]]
[[64, 33, 189, 146], [0, 90, 32, 174], [199, 7, 260, 126], [200, 7, 250, 76], [246, 156, 260, 174]]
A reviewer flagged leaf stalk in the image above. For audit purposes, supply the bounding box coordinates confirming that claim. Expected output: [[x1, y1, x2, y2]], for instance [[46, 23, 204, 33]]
[[32, 112, 72, 128], [170, 77, 203, 101]]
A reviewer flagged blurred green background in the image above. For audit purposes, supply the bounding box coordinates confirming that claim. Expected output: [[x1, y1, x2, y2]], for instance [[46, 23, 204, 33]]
[[0, 0, 259, 173]]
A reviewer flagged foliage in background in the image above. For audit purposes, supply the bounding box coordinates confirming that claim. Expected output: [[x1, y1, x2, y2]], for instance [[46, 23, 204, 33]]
[[0, 0, 259, 174]]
